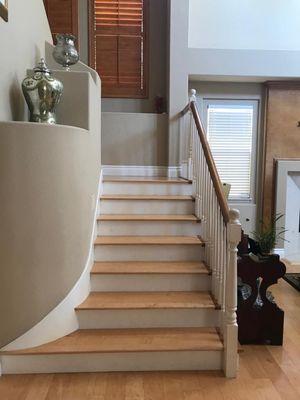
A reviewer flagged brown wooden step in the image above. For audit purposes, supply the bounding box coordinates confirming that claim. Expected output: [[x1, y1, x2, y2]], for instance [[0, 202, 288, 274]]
[[94, 236, 204, 246], [97, 214, 199, 222], [100, 195, 194, 201], [75, 291, 216, 310], [103, 176, 191, 184], [91, 261, 210, 275], [1, 328, 223, 355]]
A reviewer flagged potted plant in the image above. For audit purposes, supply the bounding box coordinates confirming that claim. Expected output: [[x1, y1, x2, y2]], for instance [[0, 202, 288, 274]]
[[251, 213, 287, 259]]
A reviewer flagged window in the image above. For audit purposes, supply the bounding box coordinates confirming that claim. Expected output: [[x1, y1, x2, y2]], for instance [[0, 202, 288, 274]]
[[89, 0, 149, 98], [43, 0, 78, 44], [203, 99, 258, 201]]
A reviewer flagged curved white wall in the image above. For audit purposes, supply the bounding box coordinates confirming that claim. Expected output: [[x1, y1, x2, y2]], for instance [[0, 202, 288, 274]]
[[0, 0, 103, 349], [0, 119, 100, 348]]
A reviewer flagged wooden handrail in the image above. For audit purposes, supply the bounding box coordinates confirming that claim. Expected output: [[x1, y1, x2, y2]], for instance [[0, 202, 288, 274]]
[[181, 103, 191, 116], [189, 101, 230, 223]]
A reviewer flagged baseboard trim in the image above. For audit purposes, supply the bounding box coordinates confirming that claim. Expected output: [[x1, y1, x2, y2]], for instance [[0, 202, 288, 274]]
[[102, 165, 181, 178], [1, 171, 104, 352]]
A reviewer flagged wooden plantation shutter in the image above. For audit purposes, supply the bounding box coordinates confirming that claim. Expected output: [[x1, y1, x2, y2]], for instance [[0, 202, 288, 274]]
[[89, 0, 149, 98], [44, 0, 79, 44]]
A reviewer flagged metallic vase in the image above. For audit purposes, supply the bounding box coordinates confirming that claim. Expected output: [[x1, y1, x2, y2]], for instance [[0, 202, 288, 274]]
[[22, 58, 63, 124], [52, 34, 79, 71]]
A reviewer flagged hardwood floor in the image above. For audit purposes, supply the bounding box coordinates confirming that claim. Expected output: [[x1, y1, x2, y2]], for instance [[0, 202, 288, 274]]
[[283, 258, 300, 273], [1, 279, 300, 399]]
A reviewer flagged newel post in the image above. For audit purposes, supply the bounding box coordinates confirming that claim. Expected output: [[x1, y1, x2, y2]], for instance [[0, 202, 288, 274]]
[[224, 209, 241, 378], [187, 89, 197, 181], [189, 88, 197, 103]]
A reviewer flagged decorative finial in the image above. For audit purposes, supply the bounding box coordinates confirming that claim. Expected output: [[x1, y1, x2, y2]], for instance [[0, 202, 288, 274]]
[[189, 89, 197, 103], [229, 209, 240, 223], [34, 58, 51, 74]]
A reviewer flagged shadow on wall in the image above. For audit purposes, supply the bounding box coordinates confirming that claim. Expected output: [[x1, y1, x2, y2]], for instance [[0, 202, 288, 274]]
[[9, 73, 24, 121], [9, 44, 43, 121]]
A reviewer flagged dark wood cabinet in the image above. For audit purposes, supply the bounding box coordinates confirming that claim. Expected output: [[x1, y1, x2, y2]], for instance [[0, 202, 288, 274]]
[[237, 254, 286, 345]]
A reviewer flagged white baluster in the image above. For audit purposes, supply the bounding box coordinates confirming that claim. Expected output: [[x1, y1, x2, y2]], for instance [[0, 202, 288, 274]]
[[222, 222, 227, 310], [198, 146, 204, 221], [179, 113, 184, 174], [215, 203, 221, 304], [217, 207, 223, 307], [208, 182, 214, 293], [192, 121, 197, 195], [224, 209, 241, 378], [203, 164, 209, 264], [187, 113, 193, 181], [195, 135, 200, 219], [212, 195, 218, 302]]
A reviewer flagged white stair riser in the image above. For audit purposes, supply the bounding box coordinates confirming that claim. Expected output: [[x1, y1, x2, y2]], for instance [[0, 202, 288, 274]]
[[97, 221, 201, 236], [91, 273, 211, 292], [94, 244, 204, 262], [77, 309, 220, 329], [103, 182, 193, 196], [0, 351, 222, 374], [100, 200, 194, 215]]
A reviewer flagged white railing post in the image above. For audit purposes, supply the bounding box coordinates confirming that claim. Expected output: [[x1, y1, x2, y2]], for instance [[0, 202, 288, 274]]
[[224, 209, 241, 378]]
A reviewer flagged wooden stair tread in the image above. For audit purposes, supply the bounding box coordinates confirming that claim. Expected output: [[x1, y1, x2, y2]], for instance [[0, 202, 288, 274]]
[[91, 261, 210, 275], [103, 176, 191, 184], [100, 195, 194, 201], [97, 214, 199, 222], [94, 236, 204, 245], [76, 291, 215, 310], [1, 328, 223, 355]]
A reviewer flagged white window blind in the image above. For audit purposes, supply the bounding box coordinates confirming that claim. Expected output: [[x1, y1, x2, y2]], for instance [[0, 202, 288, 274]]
[[205, 101, 258, 201]]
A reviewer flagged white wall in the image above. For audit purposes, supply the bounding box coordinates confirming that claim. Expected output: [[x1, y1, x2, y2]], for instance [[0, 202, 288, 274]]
[[102, 113, 168, 166], [0, 119, 100, 348], [285, 174, 300, 259], [0, 3, 102, 347], [275, 160, 300, 253], [0, 0, 52, 121], [189, 0, 300, 51], [168, 0, 300, 167]]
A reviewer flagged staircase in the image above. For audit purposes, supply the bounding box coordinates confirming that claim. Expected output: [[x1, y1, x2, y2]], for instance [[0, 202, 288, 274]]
[[0, 91, 241, 377]]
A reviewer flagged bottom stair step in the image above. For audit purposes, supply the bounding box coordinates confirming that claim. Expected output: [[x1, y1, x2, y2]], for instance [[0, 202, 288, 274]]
[[0, 328, 223, 374]]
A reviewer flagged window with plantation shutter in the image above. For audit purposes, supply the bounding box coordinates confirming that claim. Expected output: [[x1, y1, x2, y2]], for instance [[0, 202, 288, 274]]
[[203, 99, 258, 201], [43, 0, 78, 44], [89, 0, 149, 98]]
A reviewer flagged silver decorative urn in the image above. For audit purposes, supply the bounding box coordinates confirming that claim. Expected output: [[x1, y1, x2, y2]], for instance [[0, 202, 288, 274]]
[[52, 34, 79, 71], [22, 58, 63, 124]]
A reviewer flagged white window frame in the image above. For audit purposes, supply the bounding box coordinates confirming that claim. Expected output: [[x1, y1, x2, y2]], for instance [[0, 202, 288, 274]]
[[201, 98, 259, 203]]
